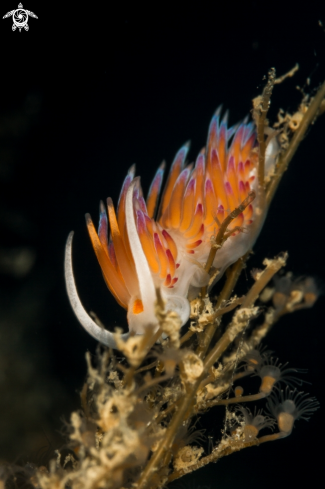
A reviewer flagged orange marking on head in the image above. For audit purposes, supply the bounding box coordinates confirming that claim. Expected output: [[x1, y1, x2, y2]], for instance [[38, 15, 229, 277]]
[[133, 299, 144, 314]]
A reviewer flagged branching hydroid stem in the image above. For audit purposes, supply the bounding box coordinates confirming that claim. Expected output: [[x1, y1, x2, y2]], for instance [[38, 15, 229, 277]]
[[266, 80, 325, 206], [203, 253, 287, 373]]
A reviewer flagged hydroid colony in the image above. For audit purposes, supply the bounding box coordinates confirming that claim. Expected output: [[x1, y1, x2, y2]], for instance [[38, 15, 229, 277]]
[[9, 69, 324, 489]]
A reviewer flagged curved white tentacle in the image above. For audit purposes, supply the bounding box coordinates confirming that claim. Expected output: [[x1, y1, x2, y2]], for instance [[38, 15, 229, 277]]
[[125, 179, 157, 320], [64, 231, 129, 348]]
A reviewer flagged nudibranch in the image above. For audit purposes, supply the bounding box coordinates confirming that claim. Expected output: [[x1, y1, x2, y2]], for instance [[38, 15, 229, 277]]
[[65, 109, 278, 348]]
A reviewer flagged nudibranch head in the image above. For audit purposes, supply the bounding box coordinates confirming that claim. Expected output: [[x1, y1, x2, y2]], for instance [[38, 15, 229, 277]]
[[65, 109, 278, 346]]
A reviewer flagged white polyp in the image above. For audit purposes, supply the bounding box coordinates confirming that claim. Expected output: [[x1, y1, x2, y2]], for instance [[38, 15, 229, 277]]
[[64, 231, 129, 348], [163, 294, 191, 325]]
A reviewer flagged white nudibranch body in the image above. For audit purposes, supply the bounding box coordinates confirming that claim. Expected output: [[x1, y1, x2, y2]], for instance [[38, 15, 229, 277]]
[[64, 111, 279, 347]]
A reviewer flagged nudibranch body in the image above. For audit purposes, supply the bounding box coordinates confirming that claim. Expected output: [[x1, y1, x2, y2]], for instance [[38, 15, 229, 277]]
[[65, 110, 278, 347]]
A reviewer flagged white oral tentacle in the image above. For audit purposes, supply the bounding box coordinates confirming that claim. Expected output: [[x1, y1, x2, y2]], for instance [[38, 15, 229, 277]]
[[125, 179, 157, 317], [64, 231, 129, 348]]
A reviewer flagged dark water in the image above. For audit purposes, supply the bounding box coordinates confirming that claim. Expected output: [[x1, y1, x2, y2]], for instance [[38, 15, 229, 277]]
[[0, 3, 324, 488]]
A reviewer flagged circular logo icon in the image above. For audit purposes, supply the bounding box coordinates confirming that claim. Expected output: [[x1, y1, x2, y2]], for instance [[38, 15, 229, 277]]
[[3, 4, 38, 32], [12, 8, 28, 31]]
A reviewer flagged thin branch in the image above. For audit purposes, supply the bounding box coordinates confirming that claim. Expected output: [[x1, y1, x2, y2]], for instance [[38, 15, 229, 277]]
[[154, 399, 181, 424], [266, 80, 325, 206], [203, 253, 287, 372], [241, 253, 287, 308], [203, 191, 256, 277], [180, 328, 196, 345], [274, 64, 299, 85], [134, 373, 171, 396], [137, 255, 277, 487], [167, 431, 286, 483], [205, 391, 267, 408], [181, 297, 244, 346], [135, 377, 202, 489], [196, 252, 250, 359], [80, 382, 90, 419], [246, 306, 283, 349], [135, 360, 159, 374]]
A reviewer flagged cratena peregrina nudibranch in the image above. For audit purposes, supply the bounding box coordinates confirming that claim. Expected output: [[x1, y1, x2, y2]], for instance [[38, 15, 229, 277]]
[[64, 109, 279, 348]]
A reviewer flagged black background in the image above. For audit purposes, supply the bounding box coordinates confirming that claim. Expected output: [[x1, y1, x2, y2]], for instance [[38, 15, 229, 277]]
[[0, 1, 324, 488]]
